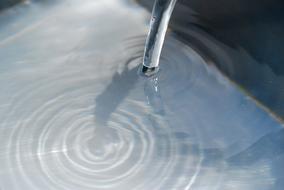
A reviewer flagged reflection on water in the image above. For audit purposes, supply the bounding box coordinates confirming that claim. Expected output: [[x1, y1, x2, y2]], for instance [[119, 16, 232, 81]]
[[0, 0, 283, 190], [139, 0, 284, 119]]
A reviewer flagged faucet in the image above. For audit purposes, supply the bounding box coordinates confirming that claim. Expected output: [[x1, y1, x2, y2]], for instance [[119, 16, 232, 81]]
[[142, 0, 177, 76]]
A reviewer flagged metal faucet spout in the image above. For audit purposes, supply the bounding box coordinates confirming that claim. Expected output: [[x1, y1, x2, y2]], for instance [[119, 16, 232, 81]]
[[142, 0, 177, 76]]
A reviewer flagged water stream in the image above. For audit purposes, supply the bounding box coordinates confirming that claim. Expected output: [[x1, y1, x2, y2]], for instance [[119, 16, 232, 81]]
[[0, 0, 283, 190]]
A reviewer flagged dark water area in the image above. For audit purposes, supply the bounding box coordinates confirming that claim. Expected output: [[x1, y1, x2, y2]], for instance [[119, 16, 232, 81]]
[[138, 0, 284, 120], [0, 0, 22, 10]]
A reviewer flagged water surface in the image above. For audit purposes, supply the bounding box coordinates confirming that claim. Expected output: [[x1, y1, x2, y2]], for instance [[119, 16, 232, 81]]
[[0, 0, 283, 189]]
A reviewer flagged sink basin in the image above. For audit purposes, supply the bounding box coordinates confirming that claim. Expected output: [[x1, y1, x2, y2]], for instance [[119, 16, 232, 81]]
[[0, 0, 283, 189]]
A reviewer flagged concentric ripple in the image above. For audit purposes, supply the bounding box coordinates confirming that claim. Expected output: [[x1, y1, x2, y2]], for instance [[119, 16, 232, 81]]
[[1, 0, 283, 189], [0, 33, 205, 190]]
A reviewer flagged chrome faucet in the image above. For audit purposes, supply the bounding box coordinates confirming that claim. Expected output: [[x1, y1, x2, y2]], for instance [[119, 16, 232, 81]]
[[142, 0, 177, 76]]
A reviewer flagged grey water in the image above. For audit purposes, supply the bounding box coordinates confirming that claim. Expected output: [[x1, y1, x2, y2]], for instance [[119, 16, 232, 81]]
[[142, 0, 176, 75], [0, 0, 283, 190]]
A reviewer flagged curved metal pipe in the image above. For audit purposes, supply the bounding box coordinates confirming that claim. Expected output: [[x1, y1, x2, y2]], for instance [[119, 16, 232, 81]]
[[142, 0, 177, 76]]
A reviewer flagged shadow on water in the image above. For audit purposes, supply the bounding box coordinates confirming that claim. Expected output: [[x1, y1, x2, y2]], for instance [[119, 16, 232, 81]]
[[94, 36, 165, 127], [93, 32, 284, 189], [91, 57, 140, 158], [93, 60, 166, 150], [137, 0, 284, 120], [94, 57, 140, 126], [0, 0, 284, 188]]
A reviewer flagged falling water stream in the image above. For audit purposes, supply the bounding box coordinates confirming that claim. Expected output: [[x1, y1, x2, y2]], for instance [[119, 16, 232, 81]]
[[0, 0, 283, 190]]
